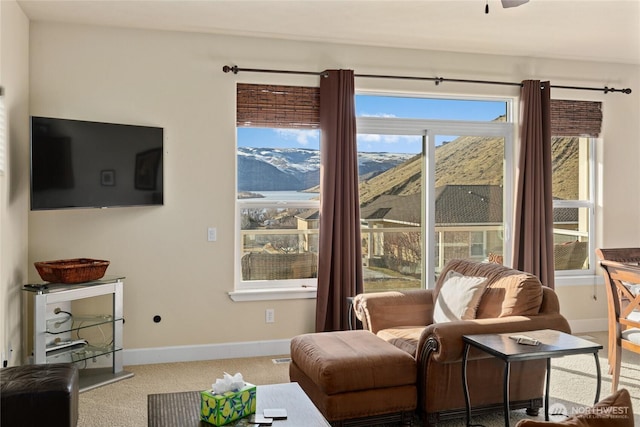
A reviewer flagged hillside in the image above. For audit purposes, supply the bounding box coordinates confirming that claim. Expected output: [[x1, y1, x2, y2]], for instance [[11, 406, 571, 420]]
[[359, 133, 579, 206], [237, 130, 580, 202]]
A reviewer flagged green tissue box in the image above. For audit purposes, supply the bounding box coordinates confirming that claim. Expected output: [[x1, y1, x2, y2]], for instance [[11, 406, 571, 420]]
[[200, 383, 256, 426]]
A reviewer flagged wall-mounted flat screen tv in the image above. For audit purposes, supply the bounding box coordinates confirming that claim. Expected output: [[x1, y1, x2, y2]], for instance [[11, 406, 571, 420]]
[[30, 116, 164, 210]]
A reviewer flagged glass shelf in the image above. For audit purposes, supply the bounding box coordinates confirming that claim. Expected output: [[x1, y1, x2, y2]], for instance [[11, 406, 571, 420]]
[[22, 276, 126, 294], [25, 277, 131, 391], [45, 344, 123, 364], [46, 315, 123, 335]]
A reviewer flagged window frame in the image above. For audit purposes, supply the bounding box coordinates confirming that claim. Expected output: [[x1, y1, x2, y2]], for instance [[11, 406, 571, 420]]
[[235, 198, 320, 291], [229, 90, 600, 301], [553, 136, 598, 280], [357, 115, 515, 289]]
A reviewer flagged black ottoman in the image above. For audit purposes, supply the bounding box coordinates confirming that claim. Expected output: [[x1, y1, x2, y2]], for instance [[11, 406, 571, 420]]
[[1, 363, 79, 427]]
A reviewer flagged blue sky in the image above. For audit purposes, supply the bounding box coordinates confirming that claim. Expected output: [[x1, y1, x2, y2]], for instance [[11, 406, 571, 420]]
[[238, 95, 506, 154]]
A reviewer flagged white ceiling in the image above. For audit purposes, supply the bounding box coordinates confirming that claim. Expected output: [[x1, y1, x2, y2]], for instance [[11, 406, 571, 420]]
[[16, 0, 640, 66]]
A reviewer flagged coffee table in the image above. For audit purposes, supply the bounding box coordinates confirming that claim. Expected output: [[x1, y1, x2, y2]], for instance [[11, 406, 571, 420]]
[[147, 382, 331, 427], [462, 329, 603, 427]]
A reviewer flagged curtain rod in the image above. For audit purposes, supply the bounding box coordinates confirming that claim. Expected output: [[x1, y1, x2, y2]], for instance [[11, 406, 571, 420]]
[[222, 65, 632, 94]]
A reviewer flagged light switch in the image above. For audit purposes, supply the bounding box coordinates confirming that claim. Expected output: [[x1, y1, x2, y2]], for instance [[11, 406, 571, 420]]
[[207, 227, 217, 242]]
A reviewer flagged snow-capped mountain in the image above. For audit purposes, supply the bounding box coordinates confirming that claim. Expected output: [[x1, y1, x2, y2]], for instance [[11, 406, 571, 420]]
[[237, 147, 413, 191]]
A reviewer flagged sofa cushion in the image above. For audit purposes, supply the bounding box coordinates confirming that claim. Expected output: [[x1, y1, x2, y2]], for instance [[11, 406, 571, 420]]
[[479, 271, 544, 318], [433, 270, 488, 322], [514, 388, 634, 427], [437, 259, 543, 318], [376, 326, 424, 356]]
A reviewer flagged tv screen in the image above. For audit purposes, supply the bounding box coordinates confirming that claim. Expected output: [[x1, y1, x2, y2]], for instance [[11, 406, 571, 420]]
[[30, 116, 164, 210]]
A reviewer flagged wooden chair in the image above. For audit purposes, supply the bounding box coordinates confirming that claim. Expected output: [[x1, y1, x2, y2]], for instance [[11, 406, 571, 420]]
[[595, 248, 640, 392]]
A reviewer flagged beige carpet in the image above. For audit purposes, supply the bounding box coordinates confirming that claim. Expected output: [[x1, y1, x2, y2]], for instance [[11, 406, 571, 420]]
[[78, 331, 639, 426]]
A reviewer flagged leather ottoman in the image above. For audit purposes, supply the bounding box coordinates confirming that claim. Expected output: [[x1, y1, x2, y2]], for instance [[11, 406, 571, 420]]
[[290, 330, 417, 426], [1, 363, 79, 427]]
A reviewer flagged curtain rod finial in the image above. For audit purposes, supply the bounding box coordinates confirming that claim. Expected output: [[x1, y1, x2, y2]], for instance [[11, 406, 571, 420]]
[[222, 65, 239, 74], [604, 86, 632, 94]]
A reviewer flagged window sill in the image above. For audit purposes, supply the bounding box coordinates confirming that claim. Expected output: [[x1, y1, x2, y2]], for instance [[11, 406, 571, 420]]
[[228, 287, 317, 302], [555, 274, 604, 287]]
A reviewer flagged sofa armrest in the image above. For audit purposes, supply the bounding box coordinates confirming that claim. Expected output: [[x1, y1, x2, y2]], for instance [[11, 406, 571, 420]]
[[354, 290, 434, 334], [416, 313, 571, 364], [539, 286, 562, 314]]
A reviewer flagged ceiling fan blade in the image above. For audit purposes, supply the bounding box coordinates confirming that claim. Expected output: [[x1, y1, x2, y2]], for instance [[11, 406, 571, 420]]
[[501, 0, 529, 8]]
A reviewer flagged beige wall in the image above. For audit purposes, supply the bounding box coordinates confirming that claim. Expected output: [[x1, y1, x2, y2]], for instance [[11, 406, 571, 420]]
[[0, 0, 30, 366], [24, 22, 639, 359]]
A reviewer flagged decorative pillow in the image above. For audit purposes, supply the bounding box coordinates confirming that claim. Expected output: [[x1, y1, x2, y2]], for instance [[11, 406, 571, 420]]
[[514, 388, 634, 427], [476, 273, 543, 318], [433, 270, 488, 323]]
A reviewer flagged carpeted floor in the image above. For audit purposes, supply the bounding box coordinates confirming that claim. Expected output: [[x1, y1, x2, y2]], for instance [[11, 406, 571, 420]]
[[78, 331, 639, 426]]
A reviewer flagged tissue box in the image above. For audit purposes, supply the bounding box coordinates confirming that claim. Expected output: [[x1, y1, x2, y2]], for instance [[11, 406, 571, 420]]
[[200, 383, 256, 426]]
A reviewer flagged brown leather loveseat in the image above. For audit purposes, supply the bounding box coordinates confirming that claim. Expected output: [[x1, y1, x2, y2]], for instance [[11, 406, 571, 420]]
[[354, 259, 571, 425]]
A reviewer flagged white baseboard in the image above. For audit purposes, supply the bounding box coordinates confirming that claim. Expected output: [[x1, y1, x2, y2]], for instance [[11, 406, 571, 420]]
[[124, 319, 608, 366], [568, 318, 607, 334], [123, 339, 291, 366]]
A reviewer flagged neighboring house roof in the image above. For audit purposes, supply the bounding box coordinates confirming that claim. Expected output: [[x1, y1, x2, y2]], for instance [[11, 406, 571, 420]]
[[553, 205, 580, 224], [358, 185, 578, 226], [296, 209, 320, 221], [360, 194, 421, 225], [434, 185, 503, 225]]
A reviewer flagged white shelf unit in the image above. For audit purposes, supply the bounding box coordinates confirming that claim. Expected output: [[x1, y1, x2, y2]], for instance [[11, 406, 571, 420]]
[[24, 276, 134, 392]]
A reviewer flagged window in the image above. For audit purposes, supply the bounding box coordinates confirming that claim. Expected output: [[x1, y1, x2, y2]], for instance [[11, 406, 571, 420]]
[[550, 100, 601, 277], [356, 95, 512, 291], [234, 88, 512, 295], [235, 84, 321, 293], [469, 231, 486, 258], [236, 130, 320, 290], [551, 136, 595, 274], [233, 87, 598, 298]]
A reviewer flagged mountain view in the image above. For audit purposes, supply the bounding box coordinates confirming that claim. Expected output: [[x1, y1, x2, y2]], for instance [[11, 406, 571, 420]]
[[237, 147, 413, 192], [238, 134, 579, 203]]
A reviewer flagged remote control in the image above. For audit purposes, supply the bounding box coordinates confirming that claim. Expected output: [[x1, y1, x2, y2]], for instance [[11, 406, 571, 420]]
[[24, 283, 48, 291], [509, 335, 540, 346], [46, 339, 88, 354]]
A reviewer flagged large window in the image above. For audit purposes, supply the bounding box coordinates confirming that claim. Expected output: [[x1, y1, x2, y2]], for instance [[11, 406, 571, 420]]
[[234, 87, 599, 295], [356, 100, 512, 291]]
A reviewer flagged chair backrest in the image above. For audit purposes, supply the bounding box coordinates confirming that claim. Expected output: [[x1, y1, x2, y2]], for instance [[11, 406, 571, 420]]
[[596, 247, 640, 264], [597, 255, 640, 352], [596, 248, 640, 328], [435, 259, 544, 319]]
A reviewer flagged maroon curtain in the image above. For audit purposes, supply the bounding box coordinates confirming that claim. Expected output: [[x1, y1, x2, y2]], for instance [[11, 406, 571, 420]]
[[513, 80, 555, 288], [315, 70, 363, 332]]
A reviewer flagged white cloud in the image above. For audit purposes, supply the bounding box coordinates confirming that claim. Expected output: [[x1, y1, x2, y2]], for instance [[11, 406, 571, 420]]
[[275, 129, 319, 146], [357, 134, 410, 144], [359, 113, 398, 118]]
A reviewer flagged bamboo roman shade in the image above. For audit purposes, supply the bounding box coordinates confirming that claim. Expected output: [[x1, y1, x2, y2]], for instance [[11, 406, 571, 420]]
[[237, 84, 320, 129], [551, 99, 602, 137], [236, 84, 602, 136]]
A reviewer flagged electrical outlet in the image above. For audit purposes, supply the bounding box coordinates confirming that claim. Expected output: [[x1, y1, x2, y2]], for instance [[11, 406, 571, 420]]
[[265, 309, 275, 323], [207, 227, 217, 242]]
